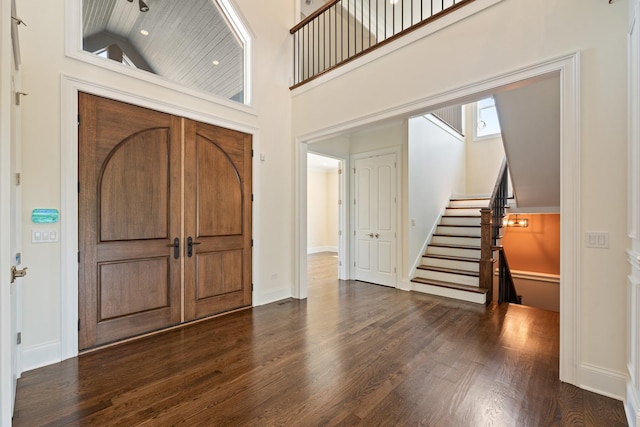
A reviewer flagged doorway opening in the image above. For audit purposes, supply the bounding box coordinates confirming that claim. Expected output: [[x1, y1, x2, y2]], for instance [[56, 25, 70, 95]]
[[306, 152, 345, 288]]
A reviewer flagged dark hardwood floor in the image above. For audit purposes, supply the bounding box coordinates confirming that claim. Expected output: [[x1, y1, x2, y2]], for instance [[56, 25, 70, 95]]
[[13, 252, 627, 426]]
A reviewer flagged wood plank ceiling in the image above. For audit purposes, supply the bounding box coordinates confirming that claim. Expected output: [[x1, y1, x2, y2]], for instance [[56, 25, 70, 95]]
[[83, 0, 244, 102]]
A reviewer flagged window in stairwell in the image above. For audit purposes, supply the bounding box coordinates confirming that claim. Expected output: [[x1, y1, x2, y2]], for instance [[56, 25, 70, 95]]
[[475, 97, 501, 139]]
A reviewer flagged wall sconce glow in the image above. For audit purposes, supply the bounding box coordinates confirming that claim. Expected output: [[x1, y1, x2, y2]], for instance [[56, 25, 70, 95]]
[[390, 0, 400, 4], [140, 29, 149, 36], [504, 214, 529, 228], [212, 60, 220, 66]]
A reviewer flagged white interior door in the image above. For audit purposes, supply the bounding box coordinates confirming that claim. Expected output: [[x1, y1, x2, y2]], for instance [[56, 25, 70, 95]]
[[354, 153, 396, 287]]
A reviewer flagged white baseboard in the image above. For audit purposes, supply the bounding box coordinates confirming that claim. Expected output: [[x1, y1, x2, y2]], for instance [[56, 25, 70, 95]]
[[626, 380, 640, 427], [253, 287, 293, 306], [397, 279, 412, 291], [580, 363, 626, 401], [307, 246, 338, 254], [412, 281, 485, 304], [23, 341, 61, 372]]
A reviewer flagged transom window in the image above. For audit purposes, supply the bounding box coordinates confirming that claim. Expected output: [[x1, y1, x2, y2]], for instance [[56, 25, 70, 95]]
[[82, 0, 250, 104]]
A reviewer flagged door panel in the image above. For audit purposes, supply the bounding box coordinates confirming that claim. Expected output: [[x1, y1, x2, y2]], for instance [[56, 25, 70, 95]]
[[196, 135, 243, 236], [100, 129, 169, 241], [98, 258, 170, 320], [354, 154, 397, 287], [79, 93, 182, 350], [196, 250, 243, 298], [184, 120, 252, 321]]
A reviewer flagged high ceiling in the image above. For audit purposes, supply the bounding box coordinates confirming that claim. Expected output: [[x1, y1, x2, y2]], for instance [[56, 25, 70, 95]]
[[83, 0, 244, 102]]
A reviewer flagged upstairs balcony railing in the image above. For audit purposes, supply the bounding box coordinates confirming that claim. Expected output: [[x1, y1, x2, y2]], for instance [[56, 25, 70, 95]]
[[290, 0, 475, 88]]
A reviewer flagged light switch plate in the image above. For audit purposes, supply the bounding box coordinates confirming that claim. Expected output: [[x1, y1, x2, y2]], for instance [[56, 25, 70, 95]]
[[585, 231, 608, 249], [32, 229, 59, 243]]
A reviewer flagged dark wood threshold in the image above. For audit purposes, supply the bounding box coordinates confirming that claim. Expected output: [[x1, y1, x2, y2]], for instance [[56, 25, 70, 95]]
[[438, 224, 481, 228], [442, 215, 481, 218], [411, 277, 487, 294], [417, 265, 479, 277]]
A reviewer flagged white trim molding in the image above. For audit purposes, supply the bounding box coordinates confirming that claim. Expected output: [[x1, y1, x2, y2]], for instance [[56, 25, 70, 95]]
[[580, 362, 626, 401], [628, 250, 640, 426], [22, 341, 61, 372]]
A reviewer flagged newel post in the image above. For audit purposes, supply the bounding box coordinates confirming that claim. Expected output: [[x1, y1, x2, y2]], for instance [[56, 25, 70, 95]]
[[480, 208, 493, 304]]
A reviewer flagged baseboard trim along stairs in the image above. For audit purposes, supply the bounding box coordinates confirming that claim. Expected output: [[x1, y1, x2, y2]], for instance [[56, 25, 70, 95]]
[[412, 197, 490, 304]]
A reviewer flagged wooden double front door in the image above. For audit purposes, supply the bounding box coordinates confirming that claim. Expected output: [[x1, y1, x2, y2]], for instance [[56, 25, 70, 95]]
[[78, 93, 252, 351]]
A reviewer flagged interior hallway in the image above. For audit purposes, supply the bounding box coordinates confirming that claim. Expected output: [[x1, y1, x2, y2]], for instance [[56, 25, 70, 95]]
[[12, 252, 626, 425]]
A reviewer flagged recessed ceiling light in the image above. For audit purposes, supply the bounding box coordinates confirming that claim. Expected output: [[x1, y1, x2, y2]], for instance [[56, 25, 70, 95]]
[[212, 60, 220, 66], [140, 29, 149, 36]]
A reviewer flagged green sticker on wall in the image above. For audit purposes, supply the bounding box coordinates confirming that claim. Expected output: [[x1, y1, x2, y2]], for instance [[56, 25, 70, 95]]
[[32, 209, 59, 223]]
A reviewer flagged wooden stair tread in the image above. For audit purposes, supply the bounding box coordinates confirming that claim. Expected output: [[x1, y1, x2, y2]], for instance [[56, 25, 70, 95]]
[[442, 215, 481, 218], [416, 265, 479, 277], [438, 225, 481, 228], [428, 243, 481, 250], [433, 234, 481, 239], [446, 206, 485, 209], [411, 277, 488, 294], [449, 197, 490, 201], [422, 254, 480, 263]]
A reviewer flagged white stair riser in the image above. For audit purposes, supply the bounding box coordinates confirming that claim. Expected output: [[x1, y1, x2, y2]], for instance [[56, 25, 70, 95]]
[[414, 269, 480, 286], [431, 235, 481, 246], [445, 208, 482, 216], [435, 226, 481, 237], [426, 246, 481, 258], [412, 282, 486, 304], [422, 257, 479, 272], [449, 199, 489, 208], [440, 216, 481, 226]]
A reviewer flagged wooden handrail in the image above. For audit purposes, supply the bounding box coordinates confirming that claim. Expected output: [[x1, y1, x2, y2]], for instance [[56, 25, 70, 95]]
[[489, 157, 508, 209], [290, 0, 342, 34]]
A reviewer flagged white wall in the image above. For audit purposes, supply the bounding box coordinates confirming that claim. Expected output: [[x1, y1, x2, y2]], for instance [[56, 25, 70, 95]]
[[408, 115, 465, 273], [307, 168, 339, 252], [511, 273, 560, 312], [16, 0, 294, 369], [464, 104, 505, 195], [292, 0, 628, 401]]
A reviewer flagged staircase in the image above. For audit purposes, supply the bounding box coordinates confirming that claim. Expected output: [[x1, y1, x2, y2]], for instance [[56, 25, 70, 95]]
[[411, 197, 491, 304]]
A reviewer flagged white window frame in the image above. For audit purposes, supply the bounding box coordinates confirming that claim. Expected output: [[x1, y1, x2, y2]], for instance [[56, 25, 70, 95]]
[[473, 96, 501, 140]]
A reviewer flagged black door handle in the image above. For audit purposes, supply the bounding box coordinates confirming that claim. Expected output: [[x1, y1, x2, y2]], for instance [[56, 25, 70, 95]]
[[167, 237, 180, 259], [187, 236, 201, 257]]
